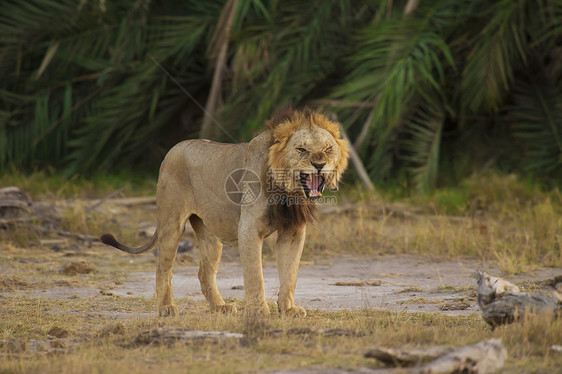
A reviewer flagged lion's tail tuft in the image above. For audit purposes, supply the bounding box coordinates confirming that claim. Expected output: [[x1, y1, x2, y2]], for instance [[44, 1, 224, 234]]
[[100, 232, 158, 254]]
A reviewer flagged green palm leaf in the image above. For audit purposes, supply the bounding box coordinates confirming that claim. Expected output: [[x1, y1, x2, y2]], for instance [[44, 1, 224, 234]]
[[461, 0, 532, 113], [511, 78, 562, 174], [402, 101, 445, 193], [332, 4, 456, 182]]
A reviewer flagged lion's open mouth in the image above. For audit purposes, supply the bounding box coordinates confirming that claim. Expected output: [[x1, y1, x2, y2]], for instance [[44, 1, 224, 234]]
[[300, 172, 326, 199]]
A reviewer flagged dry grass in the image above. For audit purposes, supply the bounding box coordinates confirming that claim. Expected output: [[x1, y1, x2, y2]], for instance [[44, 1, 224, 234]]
[[0, 294, 560, 373], [1, 171, 562, 372], [304, 173, 562, 274]]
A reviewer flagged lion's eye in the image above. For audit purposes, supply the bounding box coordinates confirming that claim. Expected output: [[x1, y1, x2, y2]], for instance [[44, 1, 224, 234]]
[[325, 146, 333, 153], [297, 148, 307, 153]]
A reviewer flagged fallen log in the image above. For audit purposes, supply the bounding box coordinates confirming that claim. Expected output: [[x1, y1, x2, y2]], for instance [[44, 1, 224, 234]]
[[365, 345, 453, 366], [475, 271, 561, 328], [130, 327, 243, 347], [364, 339, 507, 374], [0, 186, 32, 218], [421, 339, 506, 374]]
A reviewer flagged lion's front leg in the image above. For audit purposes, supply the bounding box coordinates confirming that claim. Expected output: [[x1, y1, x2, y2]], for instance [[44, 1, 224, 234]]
[[238, 224, 270, 316], [276, 225, 307, 318]]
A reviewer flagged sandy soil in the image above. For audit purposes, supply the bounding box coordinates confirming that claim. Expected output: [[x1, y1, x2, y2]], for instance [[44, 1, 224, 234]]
[[16, 249, 560, 317]]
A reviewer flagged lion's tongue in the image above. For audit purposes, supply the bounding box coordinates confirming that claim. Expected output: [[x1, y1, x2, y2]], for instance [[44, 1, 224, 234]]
[[306, 174, 323, 197]]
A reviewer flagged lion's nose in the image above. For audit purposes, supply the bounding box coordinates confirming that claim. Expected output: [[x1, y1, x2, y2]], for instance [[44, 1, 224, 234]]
[[311, 162, 325, 173]]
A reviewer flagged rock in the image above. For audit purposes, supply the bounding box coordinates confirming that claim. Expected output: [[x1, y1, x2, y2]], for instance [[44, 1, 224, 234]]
[[50, 245, 63, 252], [62, 260, 95, 275], [475, 271, 560, 327]]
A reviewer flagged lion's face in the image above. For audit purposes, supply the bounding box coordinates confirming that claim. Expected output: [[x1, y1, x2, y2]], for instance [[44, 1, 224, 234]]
[[267, 110, 349, 198]]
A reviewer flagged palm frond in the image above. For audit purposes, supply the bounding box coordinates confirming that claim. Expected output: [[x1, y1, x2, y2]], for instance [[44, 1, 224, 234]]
[[460, 0, 532, 113], [332, 6, 455, 181], [2, 0, 562, 186], [402, 101, 445, 193], [511, 78, 562, 174]]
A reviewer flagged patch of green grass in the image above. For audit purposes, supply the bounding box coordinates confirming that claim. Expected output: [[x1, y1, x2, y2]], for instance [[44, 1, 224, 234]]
[[1, 167, 156, 199]]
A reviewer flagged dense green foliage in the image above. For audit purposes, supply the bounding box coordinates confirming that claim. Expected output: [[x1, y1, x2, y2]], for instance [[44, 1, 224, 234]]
[[1, 0, 561, 191]]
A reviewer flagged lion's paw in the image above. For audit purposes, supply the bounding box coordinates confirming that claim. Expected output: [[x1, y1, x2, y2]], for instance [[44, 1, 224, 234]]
[[213, 303, 237, 314], [281, 305, 307, 318], [158, 304, 179, 317], [245, 303, 271, 317]]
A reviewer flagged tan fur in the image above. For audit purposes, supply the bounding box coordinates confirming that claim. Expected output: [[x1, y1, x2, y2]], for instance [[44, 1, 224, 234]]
[[101, 108, 349, 317]]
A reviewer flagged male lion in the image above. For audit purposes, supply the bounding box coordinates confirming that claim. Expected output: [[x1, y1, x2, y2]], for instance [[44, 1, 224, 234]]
[[101, 108, 349, 317]]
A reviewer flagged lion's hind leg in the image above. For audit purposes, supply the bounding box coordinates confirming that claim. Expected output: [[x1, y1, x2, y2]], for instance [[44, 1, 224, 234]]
[[189, 216, 237, 314], [156, 218, 185, 317], [155, 198, 190, 317]]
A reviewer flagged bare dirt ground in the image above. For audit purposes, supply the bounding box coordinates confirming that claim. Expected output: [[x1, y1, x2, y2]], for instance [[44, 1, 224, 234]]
[[6, 245, 559, 318], [99, 253, 561, 315]]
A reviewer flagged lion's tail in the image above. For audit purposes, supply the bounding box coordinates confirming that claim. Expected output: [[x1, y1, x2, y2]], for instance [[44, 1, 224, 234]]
[[100, 232, 158, 254]]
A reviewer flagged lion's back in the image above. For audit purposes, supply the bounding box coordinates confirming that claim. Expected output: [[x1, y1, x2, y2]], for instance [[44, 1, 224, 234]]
[[161, 139, 248, 178]]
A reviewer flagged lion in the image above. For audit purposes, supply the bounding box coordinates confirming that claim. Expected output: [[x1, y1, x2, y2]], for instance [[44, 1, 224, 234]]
[[101, 108, 349, 317]]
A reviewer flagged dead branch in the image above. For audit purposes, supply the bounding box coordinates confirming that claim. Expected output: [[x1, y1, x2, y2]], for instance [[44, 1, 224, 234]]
[[365, 345, 453, 366], [0, 199, 32, 213], [339, 125, 376, 192], [200, 0, 239, 139], [365, 339, 507, 374], [421, 339, 506, 374], [85, 186, 127, 213], [353, 107, 375, 151]]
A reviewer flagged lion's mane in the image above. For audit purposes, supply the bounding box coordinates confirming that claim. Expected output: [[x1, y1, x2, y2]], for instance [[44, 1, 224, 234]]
[[264, 108, 350, 231]]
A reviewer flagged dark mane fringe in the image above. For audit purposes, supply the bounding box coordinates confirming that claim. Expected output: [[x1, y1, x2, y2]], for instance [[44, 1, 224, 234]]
[[267, 194, 317, 232]]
